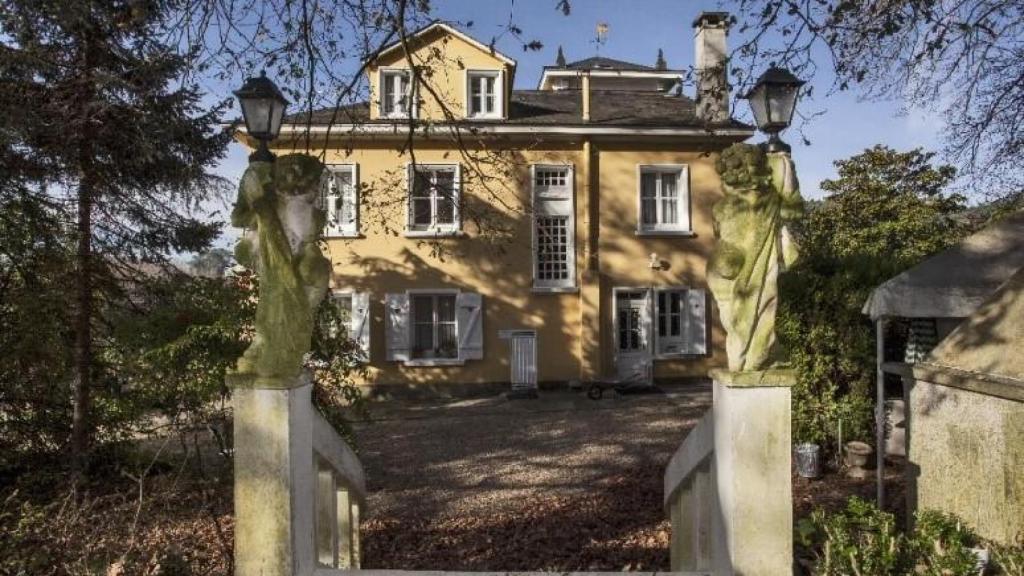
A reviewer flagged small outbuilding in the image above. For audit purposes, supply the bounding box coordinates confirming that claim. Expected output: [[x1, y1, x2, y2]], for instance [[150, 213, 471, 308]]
[[863, 210, 1024, 539]]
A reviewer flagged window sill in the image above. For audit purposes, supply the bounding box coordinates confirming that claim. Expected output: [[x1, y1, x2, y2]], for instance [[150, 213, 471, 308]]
[[531, 286, 579, 294], [403, 359, 465, 367], [404, 229, 465, 238], [324, 232, 363, 239], [466, 114, 504, 121], [635, 230, 696, 238], [654, 353, 705, 360]]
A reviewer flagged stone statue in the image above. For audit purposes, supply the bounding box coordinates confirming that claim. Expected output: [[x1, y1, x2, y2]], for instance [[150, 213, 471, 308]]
[[708, 143, 804, 372], [229, 154, 331, 387]]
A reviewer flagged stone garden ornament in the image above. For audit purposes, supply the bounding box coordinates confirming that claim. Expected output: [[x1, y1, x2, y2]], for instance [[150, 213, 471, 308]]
[[228, 154, 331, 387], [708, 143, 804, 372]]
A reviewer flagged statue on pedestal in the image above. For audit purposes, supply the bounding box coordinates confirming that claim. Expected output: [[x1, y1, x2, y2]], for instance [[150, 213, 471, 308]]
[[708, 143, 804, 372], [229, 154, 330, 387]]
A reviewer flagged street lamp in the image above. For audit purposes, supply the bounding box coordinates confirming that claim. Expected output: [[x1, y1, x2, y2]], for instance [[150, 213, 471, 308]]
[[743, 66, 805, 153], [234, 71, 289, 163]]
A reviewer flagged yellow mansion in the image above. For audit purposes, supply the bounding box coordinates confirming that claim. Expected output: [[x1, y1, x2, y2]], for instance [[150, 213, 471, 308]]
[[260, 13, 754, 392]]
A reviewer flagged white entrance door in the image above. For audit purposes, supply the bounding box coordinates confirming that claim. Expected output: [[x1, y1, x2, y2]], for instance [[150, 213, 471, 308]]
[[615, 289, 652, 384], [510, 331, 537, 392]]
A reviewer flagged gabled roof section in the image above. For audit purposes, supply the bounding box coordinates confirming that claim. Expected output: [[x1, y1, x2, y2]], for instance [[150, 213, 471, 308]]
[[375, 21, 517, 67], [863, 210, 1024, 319], [924, 266, 1024, 385], [556, 56, 654, 72]]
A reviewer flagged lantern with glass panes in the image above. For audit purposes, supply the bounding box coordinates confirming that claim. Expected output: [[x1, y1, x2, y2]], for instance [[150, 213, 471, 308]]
[[743, 67, 805, 153], [234, 71, 289, 163]]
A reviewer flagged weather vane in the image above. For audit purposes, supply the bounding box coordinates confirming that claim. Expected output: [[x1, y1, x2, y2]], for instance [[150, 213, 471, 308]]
[[593, 22, 608, 55]]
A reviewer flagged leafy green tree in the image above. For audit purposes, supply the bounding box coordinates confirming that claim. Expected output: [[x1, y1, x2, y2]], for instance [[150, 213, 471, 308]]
[[0, 0, 231, 472], [780, 146, 966, 447]]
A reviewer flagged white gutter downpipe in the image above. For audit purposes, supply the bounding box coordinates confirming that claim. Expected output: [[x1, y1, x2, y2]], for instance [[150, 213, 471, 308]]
[[581, 72, 591, 123]]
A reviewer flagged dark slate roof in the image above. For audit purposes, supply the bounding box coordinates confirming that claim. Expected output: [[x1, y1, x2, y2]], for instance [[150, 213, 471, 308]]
[[557, 56, 655, 71], [288, 90, 750, 130]]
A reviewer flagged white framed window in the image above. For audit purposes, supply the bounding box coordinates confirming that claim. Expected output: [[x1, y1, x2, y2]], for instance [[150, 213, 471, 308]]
[[531, 165, 575, 290], [411, 293, 458, 360], [638, 165, 690, 233], [379, 69, 413, 118], [321, 164, 358, 237], [653, 287, 707, 357], [385, 291, 483, 365], [466, 70, 503, 118], [407, 164, 460, 234]]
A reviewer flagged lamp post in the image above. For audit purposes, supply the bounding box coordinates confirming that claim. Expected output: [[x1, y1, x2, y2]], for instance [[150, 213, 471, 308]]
[[234, 71, 289, 163], [743, 66, 805, 153]]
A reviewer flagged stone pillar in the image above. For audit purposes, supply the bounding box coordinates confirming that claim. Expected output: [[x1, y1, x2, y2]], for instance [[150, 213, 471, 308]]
[[233, 377, 316, 576], [711, 368, 793, 576], [336, 489, 354, 569]]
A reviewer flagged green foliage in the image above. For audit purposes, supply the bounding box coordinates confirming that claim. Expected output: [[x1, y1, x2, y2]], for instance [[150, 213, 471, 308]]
[[798, 498, 1018, 575], [799, 496, 907, 575], [780, 146, 967, 447]]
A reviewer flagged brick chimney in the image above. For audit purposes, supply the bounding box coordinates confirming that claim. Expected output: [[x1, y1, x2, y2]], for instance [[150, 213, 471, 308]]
[[693, 12, 731, 124]]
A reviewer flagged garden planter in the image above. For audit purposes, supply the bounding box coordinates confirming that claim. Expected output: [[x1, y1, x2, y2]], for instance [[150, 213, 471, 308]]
[[795, 442, 822, 478], [844, 441, 874, 479]]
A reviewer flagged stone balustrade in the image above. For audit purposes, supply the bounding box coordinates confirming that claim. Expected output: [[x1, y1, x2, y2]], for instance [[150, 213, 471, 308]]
[[663, 370, 794, 576]]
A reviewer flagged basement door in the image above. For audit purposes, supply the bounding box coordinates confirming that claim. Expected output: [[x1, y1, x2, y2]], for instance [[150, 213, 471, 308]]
[[614, 289, 653, 384], [509, 331, 537, 393]]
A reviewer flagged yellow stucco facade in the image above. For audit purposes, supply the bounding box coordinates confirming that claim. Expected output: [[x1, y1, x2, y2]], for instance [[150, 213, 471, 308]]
[[258, 22, 751, 390]]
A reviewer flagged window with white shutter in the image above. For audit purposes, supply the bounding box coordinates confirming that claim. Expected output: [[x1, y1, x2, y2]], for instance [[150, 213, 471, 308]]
[[385, 290, 483, 365], [321, 165, 358, 237], [329, 290, 371, 361], [532, 164, 575, 290], [654, 287, 707, 357], [385, 293, 410, 362], [638, 165, 690, 234]]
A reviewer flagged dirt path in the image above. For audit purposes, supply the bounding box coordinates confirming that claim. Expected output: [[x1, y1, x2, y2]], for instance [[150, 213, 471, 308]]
[[352, 385, 712, 571]]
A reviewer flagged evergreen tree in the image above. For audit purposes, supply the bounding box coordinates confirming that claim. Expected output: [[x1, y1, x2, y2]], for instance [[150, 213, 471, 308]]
[[655, 48, 667, 70], [0, 0, 230, 474]]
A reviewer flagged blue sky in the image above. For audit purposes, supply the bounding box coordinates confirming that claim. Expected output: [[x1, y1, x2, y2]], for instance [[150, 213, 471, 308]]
[[216, 0, 946, 213]]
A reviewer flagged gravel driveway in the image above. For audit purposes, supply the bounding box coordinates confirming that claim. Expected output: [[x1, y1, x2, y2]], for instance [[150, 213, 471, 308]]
[[351, 384, 711, 571]]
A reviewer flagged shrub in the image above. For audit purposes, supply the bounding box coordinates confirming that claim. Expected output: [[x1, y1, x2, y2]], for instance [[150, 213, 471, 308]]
[[798, 498, 1022, 575]]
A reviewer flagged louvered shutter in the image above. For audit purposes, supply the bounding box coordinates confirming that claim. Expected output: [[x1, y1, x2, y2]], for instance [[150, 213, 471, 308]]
[[685, 288, 707, 355], [455, 292, 483, 360], [352, 292, 371, 361], [385, 293, 410, 362]]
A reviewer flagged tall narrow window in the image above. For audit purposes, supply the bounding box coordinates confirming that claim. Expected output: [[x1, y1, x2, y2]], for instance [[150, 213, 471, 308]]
[[380, 70, 412, 118], [408, 165, 459, 233], [467, 71, 501, 118], [321, 164, 358, 236], [638, 165, 690, 233], [411, 293, 458, 359], [532, 165, 575, 289]]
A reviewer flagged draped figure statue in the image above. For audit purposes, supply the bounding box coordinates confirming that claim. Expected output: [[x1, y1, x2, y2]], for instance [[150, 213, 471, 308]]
[[707, 143, 804, 372], [229, 154, 331, 387]]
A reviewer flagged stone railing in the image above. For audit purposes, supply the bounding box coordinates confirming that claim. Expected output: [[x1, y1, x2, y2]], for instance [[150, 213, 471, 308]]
[[312, 410, 367, 569], [234, 377, 367, 576], [663, 370, 794, 576]]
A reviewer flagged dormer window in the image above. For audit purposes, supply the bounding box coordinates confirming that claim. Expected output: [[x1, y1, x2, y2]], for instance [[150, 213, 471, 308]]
[[380, 69, 413, 118], [467, 70, 502, 118]]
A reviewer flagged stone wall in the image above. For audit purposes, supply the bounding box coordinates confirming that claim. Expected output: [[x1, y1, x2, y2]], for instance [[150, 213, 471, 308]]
[[906, 376, 1024, 544]]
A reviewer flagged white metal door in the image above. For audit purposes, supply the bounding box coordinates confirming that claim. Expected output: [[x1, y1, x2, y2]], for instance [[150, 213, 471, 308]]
[[615, 290, 652, 384], [510, 332, 537, 391]]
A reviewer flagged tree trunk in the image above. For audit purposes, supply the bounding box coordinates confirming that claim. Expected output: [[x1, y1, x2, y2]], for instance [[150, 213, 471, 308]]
[[70, 27, 97, 482], [70, 164, 94, 480]]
